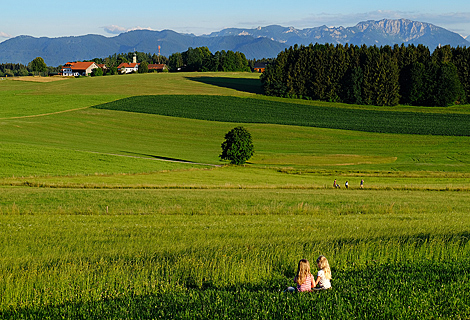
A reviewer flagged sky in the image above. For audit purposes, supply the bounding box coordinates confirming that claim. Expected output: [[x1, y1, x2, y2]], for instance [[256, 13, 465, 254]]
[[1, 0, 470, 42]]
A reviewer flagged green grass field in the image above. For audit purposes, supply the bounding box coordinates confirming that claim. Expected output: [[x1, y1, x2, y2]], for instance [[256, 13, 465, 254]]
[[0, 72, 469, 319]]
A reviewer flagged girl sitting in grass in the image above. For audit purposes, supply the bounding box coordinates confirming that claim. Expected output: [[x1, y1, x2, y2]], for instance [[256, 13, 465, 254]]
[[286, 259, 315, 292], [313, 255, 332, 290]]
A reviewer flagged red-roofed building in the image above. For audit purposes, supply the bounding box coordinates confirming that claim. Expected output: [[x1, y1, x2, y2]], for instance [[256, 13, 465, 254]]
[[62, 61, 99, 76], [117, 62, 140, 74], [253, 62, 267, 73], [148, 64, 168, 72], [97, 64, 108, 71]]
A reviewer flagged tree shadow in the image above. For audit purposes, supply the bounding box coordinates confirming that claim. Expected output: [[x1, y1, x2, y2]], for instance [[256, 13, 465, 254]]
[[122, 151, 193, 164], [186, 76, 264, 94]]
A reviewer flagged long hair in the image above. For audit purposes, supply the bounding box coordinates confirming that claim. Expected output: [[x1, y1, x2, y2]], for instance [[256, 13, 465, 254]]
[[316, 255, 332, 280], [295, 259, 311, 285]]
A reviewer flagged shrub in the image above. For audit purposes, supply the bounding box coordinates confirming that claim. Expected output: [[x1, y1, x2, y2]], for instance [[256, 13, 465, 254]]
[[91, 68, 103, 77]]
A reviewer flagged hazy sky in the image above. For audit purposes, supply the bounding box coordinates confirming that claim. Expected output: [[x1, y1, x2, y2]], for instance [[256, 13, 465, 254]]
[[1, 0, 470, 42]]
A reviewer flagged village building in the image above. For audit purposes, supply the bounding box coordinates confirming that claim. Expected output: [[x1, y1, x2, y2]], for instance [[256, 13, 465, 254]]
[[117, 62, 140, 74], [117, 52, 140, 74], [97, 64, 108, 71], [62, 61, 99, 76], [148, 64, 168, 72], [253, 62, 267, 73]]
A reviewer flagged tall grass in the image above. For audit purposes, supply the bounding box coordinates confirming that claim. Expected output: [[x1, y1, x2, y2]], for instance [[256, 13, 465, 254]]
[[1, 212, 469, 319]]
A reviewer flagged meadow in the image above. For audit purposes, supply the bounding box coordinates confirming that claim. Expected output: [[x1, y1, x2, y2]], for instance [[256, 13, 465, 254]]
[[0, 72, 469, 319]]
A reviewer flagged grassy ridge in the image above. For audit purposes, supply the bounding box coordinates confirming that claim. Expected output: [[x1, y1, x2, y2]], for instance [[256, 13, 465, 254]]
[[0, 73, 262, 118], [94, 95, 470, 136]]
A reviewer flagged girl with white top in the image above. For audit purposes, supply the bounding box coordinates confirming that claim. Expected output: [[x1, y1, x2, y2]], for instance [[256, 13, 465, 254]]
[[313, 255, 332, 290]]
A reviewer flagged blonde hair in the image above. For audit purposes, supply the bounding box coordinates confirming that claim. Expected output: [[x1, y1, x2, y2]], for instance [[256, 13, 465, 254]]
[[316, 255, 332, 280], [295, 259, 311, 285]]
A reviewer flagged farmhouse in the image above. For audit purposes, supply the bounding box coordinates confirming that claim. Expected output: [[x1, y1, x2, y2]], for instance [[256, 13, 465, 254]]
[[148, 64, 168, 72], [62, 61, 99, 76], [253, 62, 267, 73], [117, 62, 140, 74], [97, 64, 107, 71]]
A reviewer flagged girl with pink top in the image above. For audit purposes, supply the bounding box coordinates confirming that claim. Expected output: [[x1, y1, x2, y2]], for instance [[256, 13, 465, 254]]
[[293, 259, 315, 292]]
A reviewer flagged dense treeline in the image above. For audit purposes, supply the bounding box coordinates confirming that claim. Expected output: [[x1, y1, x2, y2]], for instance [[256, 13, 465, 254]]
[[168, 47, 250, 72], [0, 62, 61, 77], [261, 43, 470, 107], [0, 63, 29, 77]]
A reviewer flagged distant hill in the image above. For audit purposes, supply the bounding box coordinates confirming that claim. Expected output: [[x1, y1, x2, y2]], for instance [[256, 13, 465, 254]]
[[0, 30, 286, 66], [0, 19, 468, 66]]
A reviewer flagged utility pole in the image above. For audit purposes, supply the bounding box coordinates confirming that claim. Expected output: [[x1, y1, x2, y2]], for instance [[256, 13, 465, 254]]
[[158, 45, 161, 64]]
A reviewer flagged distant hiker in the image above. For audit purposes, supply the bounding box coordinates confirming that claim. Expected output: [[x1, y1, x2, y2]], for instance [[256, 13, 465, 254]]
[[360, 179, 364, 189], [334, 179, 340, 188], [313, 255, 332, 290], [345, 181, 349, 189]]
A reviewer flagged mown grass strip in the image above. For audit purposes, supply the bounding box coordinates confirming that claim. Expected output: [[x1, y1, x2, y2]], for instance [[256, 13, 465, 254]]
[[0, 143, 206, 178], [94, 95, 470, 136], [1, 187, 469, 216]]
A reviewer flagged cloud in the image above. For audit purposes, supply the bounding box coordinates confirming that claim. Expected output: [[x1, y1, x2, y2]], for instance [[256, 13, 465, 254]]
[[103, 25, 128, 34], [128, 26, 154, 32], [0, 31, 12, 38], [103, 25, 155, 35]]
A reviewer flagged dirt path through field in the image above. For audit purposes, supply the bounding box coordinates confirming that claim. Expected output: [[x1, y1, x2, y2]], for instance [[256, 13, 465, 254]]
[[0, 106, 90, 120]]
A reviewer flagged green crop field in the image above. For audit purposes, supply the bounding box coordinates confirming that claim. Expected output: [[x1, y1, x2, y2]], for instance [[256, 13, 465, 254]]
[[0, 72, 470, 319]]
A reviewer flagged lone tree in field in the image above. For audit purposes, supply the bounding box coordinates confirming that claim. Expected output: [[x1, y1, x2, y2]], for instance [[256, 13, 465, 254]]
[[220, 126, 254, 165], [29, 57, 47, 75]]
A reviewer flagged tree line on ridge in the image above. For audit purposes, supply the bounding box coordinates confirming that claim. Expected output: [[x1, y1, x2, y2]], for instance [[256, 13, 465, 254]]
[[90, 48, 252, 73], [261, 43, 470, 107]]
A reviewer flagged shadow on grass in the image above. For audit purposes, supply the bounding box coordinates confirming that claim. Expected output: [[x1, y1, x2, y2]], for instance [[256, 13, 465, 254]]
[[1, 281, 293, 320], [122, 151, 194, 164], [186, 76, 264, 94]]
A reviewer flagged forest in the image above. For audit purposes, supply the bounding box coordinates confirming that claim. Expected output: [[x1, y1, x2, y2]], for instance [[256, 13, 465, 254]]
[[168, 47, 251, 72], [261, 43, 470, 107], [0, 62, 61, 77]]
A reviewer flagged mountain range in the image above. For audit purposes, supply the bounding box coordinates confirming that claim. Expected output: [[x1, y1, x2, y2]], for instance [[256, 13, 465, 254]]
[[0, 19, 468, 66]]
